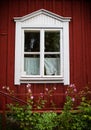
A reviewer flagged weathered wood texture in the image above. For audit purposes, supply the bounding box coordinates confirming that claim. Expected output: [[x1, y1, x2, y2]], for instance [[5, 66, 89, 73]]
[[0, 0, 91, 109]]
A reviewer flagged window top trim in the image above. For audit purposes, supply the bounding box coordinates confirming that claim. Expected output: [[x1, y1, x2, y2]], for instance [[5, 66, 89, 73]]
[[23, 28, 63, 30], [14, 9, 71, 23], [22, 26, 64, 29]]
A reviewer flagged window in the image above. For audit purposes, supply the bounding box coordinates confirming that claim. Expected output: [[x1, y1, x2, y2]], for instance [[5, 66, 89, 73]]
[[14, 9, 71, 85], [24, 29, 61, 76]]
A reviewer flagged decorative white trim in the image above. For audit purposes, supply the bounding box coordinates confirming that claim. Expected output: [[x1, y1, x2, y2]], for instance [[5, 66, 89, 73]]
[[14, 9, 71, 22], [20, 77, 64, 84], [63, 22, 70, 85], [14, 22, 21, 84], [14, 9, 71, 85]]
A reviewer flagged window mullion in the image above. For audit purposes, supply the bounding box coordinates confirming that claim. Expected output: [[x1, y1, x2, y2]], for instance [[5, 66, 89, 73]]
[[40, 29, 44, 77]]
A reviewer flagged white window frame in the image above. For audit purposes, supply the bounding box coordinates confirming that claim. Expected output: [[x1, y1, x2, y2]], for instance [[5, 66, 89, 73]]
[[22, 28, 63, 77], [14, 9, 71, 85]]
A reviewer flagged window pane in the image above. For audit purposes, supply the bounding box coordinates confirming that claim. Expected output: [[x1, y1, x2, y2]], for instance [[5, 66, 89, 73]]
[[24, 54, 40, 75], [24, 31, 40, 52], [44, 54, 60, 75], [45, 31, 60, 52]]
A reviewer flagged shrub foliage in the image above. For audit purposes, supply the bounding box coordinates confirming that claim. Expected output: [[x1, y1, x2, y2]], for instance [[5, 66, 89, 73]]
[[3, 84, 91, 130]]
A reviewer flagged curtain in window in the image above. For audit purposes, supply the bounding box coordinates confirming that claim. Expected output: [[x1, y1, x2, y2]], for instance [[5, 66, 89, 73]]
[[24, 58, 60, 75], [44, 58, 60, 75], [24, 58, 40, 75]]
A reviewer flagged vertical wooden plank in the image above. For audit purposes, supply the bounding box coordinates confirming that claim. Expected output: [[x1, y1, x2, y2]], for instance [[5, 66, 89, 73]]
[[18, 0, 28, 16], [62, 0, 72, 17], [5, 0, 20, 107], [7, 0, 19, 88], [27, 0, 37, 13], [0, 35, 7, 87], [35, 0, 44, 10], [54, 0, 63, 15], [80, 0, 88, 86], [0, 2, 9, 114], [0, 1, 9, 33], [72, 0, 84, 88], [43, 0, 53, 12], [85, 1, 91, 85], [0, 1, 8, 87]]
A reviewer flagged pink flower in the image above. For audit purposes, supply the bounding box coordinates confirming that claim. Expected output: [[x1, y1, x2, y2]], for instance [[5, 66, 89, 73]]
[[2, 86, 6, 89], [7, 87, 10, 91], [65, 91, 67, 95], [72, 97, 75, 102], [26, 84, 31, 88], [28, 88, 32, 93], [74, 88, 77, 92], [69, 84, 76, 88], [30, 95, 34, 99], [53, 87, 56, 90], [45, 88, 48, 91], [69, 84, 74, 88]]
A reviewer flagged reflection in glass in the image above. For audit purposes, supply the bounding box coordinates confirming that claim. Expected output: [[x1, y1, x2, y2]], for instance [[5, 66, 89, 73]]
[[24, 31, 40, 52], [24, 55, 40, 75], [44, 54, 60, 75], [45, 31, 60, 52]]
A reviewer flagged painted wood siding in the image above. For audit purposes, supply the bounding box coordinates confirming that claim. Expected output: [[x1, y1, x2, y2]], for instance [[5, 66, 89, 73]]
[[0, 0, 91, 109]]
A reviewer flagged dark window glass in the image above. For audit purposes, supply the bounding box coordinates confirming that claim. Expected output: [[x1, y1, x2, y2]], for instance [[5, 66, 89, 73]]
[[45, 31, 60, 52], [24, 31, 40, 52]]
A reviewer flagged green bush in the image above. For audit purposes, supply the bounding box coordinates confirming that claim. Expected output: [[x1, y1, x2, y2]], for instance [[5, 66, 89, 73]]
[[57, 85, 91, 130], [33, 112, 58, 130], [6, 104, 58, 130], [4, 84, 91, 130]]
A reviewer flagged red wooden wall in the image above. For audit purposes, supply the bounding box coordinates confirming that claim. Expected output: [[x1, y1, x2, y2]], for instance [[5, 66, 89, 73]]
[[0, 0, 91, 110]]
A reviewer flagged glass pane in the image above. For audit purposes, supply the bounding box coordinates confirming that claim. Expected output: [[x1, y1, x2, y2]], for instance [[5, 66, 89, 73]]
[[45, 31, 60, 52], [24, 31, 40, 52], [44, 54, 60, 75], [24, 54, 40, 75]]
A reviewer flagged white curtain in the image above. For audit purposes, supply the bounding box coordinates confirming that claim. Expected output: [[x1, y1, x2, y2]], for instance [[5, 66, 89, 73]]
[[24, 57, 60, 75], [24, 58, 40, 75], [44, 58, 60, 75]]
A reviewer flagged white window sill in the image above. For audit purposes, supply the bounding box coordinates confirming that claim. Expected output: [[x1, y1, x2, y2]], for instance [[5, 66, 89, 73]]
[[20, 76, 64, 84]]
